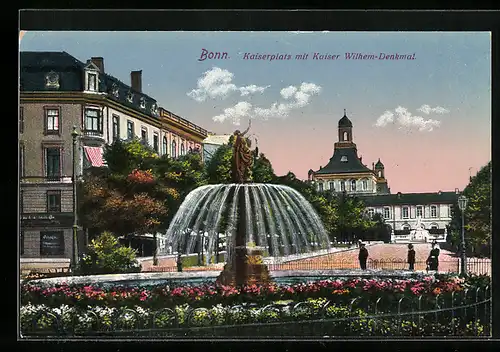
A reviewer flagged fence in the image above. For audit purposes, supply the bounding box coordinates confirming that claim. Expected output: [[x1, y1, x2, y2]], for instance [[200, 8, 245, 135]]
[[142, 258, 490, 276], [21, 286, 491, 338]]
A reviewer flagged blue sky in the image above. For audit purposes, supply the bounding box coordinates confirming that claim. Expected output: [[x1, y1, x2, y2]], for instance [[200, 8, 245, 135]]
[[20, 31, 491, 192]]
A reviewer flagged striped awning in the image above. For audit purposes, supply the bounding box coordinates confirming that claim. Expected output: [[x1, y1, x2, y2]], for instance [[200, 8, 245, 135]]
[[83, 146, 105, 167]]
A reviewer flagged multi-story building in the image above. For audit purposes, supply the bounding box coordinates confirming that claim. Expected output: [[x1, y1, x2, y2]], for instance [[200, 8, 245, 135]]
[[19, 51, 208, 264], [308, 110, 390, 195], [307, 109, 459, 243]]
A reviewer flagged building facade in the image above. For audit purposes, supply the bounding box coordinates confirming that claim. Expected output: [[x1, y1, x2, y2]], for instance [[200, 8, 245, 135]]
[[19, 51, 208, 261], [308, 110, 390, 195], [202, 133, 232, 164], [307, 109, 459, 243]]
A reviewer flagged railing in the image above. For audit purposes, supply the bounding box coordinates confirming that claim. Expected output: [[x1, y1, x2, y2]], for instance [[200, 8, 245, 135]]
[[142, 258, 490, 276], [82, 130, 104, 138], [20, 176, 73, 183], [21, 286, 491, 337], [160, 109, 208, 136]]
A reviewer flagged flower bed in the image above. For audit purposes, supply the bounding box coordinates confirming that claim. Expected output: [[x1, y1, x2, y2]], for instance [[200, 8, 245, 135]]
[[20, 274, 491, 337], [21, 274, 490, 311]]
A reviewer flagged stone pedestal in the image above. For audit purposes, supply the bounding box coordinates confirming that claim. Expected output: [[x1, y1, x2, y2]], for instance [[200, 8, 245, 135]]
[[216, 246, 272, 286]]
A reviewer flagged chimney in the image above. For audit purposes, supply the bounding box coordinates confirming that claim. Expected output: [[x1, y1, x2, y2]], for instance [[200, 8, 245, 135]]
[[91, 57, 104, 73], [372, 162, 375, 170], [131, 70, 142, 93]]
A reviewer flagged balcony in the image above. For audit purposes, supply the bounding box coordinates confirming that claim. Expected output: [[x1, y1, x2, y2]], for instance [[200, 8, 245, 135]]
[[21, 176, 73, 184], [81, 130, 105, 146]]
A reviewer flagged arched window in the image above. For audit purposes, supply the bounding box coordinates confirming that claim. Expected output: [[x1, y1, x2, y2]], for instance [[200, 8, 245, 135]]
[[430, 224, 438, 230], [343, 131, 348, 141], [163, 136, 168, 156], [402, 224, 410, 230], [180, 143, 185, 156], [378, 171, 382, 178], [351, 180, 356, 192], [362, 179, 368, 191], [171, 140, 177, 158]]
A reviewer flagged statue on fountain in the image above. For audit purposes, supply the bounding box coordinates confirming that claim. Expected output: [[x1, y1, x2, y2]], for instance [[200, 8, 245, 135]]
[[231, 119, 253, 183], [216, 119, 272, 287]]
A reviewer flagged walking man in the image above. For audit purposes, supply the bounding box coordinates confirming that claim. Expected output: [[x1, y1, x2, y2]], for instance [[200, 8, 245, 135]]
[[426, 241, 440, 271], [359, 243, 369, 270], [407, 244, 416, 271]]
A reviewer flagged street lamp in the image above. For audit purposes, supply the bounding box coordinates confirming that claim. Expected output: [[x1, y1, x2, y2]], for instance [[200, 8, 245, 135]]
[[458, 195, 468, 276], [71, 126, 79, 273]]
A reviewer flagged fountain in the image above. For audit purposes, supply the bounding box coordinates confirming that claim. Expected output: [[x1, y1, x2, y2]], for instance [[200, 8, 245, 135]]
[[163, 121, 331, 286]]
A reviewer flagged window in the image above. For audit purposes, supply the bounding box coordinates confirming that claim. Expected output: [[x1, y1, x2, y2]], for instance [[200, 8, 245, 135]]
[[40, 231, 65, 256], [163, 136, 168, 155], [44, 108, 60, 134], [329, 182, 335, 191], [416, 206, 423, 217], [340, 181, 345, 192], [20, 107, 24, 133], [448, 205, 452, 217], [19, 144, 24, 178], [85, 108, 102, 133], [45, 147, 61, 179], [378, 171, 382, 178], [153, 133, 159, 152], [368, 209, 374, 218], [340, 156, 348, 162], [351, 180, 356, 192], [140, 97, 146, 109], [343, 131, 348, 141], [430, 205, 437, 218], [46, 190, 62, 212], [318, 183, 324, 192], [171, 140, 177, 158], [20, 231, 24, 256], [45, 71, 60, 89], [362, 179, 368, 191], [127, 120, 134, 140], [402, 206, 409, 219], [402, 224, 410, 230], [87, 73, 97, 91], [431, 224, 438, 230], [127, 91, 134, 103], [180, 143, 185, 156], [383, 207, 391, 219], [141, 127, 148, 144], [112, 115, 120, 140]]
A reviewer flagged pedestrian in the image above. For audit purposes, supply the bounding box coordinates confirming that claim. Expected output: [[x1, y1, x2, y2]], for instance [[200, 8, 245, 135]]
[[176, 252, 183, 272], [426, 241, 440, 271], [359, 243, 369, 270], [407, 244, 416, 271]]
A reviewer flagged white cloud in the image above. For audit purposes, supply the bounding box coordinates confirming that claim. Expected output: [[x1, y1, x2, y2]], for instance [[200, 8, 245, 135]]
[[375, 106, 442, 132], [374, 110, 395, 127], [212, 101, 253, 125], [187, 67, 269, 102], [417, 104, 450, 115], [239, 84, 270, 96], [254, 82, 322, 119]]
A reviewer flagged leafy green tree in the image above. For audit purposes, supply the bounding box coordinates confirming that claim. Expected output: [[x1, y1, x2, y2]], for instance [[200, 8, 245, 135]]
[[449, 162, 491, 257], [252, 153, 276, 183], [205, 144, 233, 184], [103, 138, 158, 175], [78, 231, 141, 274]]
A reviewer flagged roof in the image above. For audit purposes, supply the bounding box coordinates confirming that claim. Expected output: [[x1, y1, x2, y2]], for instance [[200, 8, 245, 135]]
[[358, 191, 458, 206], [338, 113, 353, 128], [203, 134, 231, 145], [375, 159, 384, 169], [20, 51, 159, 119], [314, 147, 373, 175]]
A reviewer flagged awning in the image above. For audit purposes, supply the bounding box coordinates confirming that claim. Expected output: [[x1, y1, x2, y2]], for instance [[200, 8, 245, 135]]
[[83, 146, 105, 167]]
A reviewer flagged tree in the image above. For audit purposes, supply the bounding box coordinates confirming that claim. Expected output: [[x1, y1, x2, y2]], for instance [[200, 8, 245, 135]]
[[103, 138, 158, 175], [205, 144, 233, 184], [449, 162, 491, 257], [252, 153, 276, 183]]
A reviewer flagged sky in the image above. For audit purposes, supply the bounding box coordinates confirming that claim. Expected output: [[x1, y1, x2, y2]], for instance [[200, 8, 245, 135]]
[[20, 31, 491, 193]]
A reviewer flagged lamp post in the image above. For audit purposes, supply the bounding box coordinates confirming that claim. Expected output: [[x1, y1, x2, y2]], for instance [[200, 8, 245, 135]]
[[458, 195, 468, 276], [71, 126, 79, 273]]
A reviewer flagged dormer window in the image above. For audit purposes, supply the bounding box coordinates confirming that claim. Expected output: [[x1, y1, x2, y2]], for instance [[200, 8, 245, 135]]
[[151, 103, 158, 115], [127, 91, 134, 103], [45, 71, 60, 89], [111, 83, 119, 98], [139, 97, 146, 109], [340, 156, 348, 162], [87, 73, 97, 91]]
